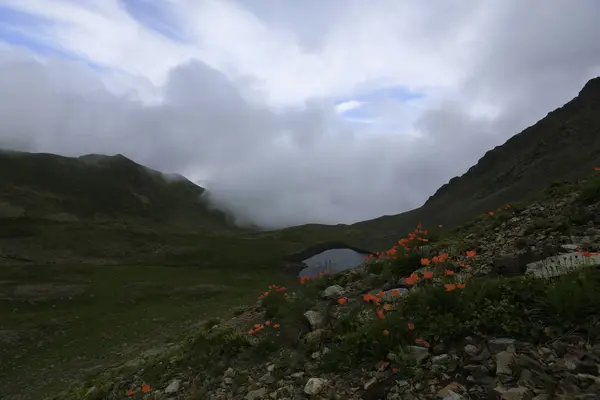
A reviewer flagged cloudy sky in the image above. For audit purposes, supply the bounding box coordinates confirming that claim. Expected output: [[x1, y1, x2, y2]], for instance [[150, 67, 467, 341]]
[[1, 1, 599, 228]]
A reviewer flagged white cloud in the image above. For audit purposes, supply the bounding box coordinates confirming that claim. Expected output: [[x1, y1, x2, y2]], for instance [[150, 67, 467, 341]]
[[335, 100, 365, 114], [0, 0, 599, 228]]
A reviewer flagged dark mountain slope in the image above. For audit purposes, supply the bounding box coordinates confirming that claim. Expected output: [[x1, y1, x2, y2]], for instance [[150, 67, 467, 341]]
[[0, 150, 232, 229], [350, 77, 600, 249]]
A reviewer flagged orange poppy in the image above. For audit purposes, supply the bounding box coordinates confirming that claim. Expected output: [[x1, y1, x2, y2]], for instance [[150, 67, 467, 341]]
[[456, 283, 465, 289], [265, 320, 271, 326], [408, 322, 415, 330], [376, 309, 385, 319], [444, 269, 455, 276], [383, 304, 392, 311], [423, 271, 433, 279], [142, 384, 151, 393], [273, 324, 280, 329], [126, 389, 137, 396], [466, 250, 476, 258], [444, 283, 457, 292], [337, 297, 347, 305], [488, 211, 494, 216], [420, 258, 431, 265], [391, 289, 400, 296], [383, 329, 389, 336]]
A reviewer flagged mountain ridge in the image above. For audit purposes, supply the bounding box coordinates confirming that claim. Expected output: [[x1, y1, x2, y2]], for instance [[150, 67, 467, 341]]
[[348, 76, 600, 250]]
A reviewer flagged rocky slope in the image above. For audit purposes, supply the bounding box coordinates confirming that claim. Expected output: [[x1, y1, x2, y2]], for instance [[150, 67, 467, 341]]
[[350, 77, 600, 251], [53, 173, 600, 399]]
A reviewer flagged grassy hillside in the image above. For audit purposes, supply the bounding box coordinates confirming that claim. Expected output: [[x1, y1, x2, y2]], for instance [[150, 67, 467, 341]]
[[0, 150, 231, 229]]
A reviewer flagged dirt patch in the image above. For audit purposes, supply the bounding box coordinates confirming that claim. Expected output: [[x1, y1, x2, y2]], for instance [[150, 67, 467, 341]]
[[5, 283, 88, 301]]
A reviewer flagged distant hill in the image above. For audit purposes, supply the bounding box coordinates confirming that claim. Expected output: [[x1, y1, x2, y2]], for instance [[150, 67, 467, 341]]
[[0, 150, 233, 230], [348, 76, 600, 249]]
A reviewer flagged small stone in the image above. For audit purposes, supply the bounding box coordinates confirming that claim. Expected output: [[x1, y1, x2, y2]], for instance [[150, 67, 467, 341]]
[[364, 377, 377, 390], [432, 354, 450, 364], [504, 386, 533, 400], [224, 367, 235, 377], [291, 371, 304, 379], [496, 351, 516, 375], [304, 378, 328, 395], [164, 379, 181, 394], [322, 285, 345, 299], [303, 310, 325, 330], [245, 387, 266, 400], [464, 344, 479, 357], [437, 382, 460, 398], [408, 346, 431, 363], [489, 338, 517, 352]]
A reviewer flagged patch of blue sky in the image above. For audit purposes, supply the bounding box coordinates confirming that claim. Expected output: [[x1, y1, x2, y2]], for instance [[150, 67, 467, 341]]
[[355, 85, 423, 103], [0, 6, 106, 70], [119, 0, 188, 42], [334, 85, 423, 120]]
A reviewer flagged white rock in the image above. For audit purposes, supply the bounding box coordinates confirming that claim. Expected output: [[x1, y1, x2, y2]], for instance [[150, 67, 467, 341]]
[[322, 285, 345, 299], [304, 310, 325, 330], [304, 377, 328, 395], [164, 379, 181, 394]]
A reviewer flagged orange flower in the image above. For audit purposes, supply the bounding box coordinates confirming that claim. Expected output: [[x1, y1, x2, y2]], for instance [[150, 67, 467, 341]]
[[377, 290, 385, 298], [408, 322, 415, 330], [488, 211, 494, 216], [439, 253, 449, 261], [421, 238, 429, 242], [363, 293, 381, 304], [404, 275, 418, 286], [423, 271, 433, 279], [126, 389, 137, 396], [432, 256, 440, 263], [391, 289, 400, 296], [456, 283, 465, 289], [444, 283, 457, 292], [376, 309, 385, 319], [392, 367, 399, 374], [444, 269, 455, 276], [273, 324, 280, 329], [383, 329, 389, 336], [466, 250, 476, 258], [383, 304, 392, 311], [420, 258, 431, 265], [415, 337, 431, 347], [595, 167, 600, 171], [142, 383, 151, 393], [337, 297, 347, 305], [265, 320, 271, 326], [248, 329, 255, 335]]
